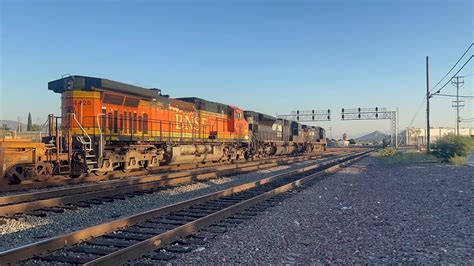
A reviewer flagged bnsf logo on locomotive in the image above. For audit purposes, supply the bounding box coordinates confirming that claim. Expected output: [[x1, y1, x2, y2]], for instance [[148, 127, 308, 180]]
[[175, 114, 207, 130]]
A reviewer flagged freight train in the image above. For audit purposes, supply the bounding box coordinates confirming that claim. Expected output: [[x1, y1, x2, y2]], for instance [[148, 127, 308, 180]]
[[0, 75, 326, 185]]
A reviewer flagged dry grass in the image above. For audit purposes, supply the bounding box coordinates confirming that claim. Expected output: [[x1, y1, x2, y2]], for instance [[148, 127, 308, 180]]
[[376, 150, 438, 165], [448, 155, 468, 166]]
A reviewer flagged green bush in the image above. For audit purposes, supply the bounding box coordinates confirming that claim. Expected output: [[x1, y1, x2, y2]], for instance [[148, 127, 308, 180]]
[[380, 147, 397, 157], [432, 134, 473, 162]]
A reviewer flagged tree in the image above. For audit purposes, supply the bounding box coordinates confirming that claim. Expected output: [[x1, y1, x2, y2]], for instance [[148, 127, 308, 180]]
[[27, 112, 33, 131], [31, 124, 41, 131], [349, 139, 356, 145]]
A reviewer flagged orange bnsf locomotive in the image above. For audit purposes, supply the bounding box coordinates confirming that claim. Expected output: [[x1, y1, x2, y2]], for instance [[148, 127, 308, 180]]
[[0, 75, 326, 184]]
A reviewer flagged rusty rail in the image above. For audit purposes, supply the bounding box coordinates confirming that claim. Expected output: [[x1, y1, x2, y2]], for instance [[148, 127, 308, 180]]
[[0, 150, 346, 193], [0, 153, 340, 216]]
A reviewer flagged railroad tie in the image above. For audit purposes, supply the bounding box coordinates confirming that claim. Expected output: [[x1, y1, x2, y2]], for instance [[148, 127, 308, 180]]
[[146, 252, 176, 261], [24, 210, 47, 217], [103, 232, 151, 241], [176, 237, 206, 245], [138, 222, 178, 230], [151, 219, 186, 226], [172, 211, 207, 218], [86, 238, 137, 248], [192, 232, 218, 240], [204, 225, 228, 234], [38, 207, 65, 213], [184, 208, 216, 214], [165, 245, 193, 253], [82, 199, 103, 205], [99, 197, 115, 202], [165, 215, 196, 222], [73, 202, 92, 207], [58, 204, 79, 211], [66, 245, 118, 255], [40, 254, 96, 264], [122, 227, 164, 235]]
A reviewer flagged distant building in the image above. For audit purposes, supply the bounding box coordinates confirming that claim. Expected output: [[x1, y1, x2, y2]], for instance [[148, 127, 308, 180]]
[[405, 127, 474, 145], [338, 140, 350, 147]]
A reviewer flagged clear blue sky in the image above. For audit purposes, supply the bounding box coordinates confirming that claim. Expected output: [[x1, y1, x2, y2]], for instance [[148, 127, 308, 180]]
[[1, 0, 472, 138]]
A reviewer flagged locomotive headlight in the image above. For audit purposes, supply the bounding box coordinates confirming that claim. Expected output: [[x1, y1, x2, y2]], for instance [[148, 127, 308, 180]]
[[67, 107, 74, 114]]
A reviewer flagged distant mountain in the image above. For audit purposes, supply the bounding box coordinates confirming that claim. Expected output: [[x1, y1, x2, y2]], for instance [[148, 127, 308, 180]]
[[355, 130, 390, 142], [0, 120, 26, 131]]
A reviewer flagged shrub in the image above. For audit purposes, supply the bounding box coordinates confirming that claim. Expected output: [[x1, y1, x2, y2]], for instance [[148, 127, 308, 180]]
[[380, 147, 397, 157], [432, 134, 473, 162]]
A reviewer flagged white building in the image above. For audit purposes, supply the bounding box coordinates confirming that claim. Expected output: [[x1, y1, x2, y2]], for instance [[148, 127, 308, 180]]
[[405, 127, 474, 145]]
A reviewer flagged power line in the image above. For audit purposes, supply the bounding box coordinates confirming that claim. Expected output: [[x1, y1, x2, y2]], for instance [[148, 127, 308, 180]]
[[433, 93, 474, 98], [409, 46, 473, 130], [429, 43, 473, 94], [407, 97, 427, 128], [430, 55, 474, 96]]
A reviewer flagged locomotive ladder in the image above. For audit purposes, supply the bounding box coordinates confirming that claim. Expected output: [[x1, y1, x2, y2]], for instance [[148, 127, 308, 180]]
[[72, 113, 100, 171]]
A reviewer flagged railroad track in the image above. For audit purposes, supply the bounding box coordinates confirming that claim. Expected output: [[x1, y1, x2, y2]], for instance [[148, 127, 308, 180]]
[[0, 150, 348, 193], [0, 150, 373, 265], [0, 152, 347, 217]]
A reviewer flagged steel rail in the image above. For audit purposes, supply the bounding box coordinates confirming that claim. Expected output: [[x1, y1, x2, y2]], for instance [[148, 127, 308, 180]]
[[0, 150, 372, 265], [0, 152, 333, 205], [0, 150, 346, 193], [0, 154, 339, 216], [87, 151, 371, 265]]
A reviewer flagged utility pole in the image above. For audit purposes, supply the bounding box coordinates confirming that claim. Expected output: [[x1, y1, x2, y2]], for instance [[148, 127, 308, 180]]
[[329, 127, 333, 139], [396, 108, 399, 147], [426, 56, 430, 153], [451, 76, 464, 135]]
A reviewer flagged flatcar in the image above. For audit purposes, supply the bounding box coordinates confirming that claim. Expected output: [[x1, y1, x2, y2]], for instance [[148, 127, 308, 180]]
[[0, 75, 326, 185]]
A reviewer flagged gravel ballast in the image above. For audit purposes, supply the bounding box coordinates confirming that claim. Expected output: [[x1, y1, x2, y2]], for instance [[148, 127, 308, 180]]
[[0, 159, 324, 252], [170, 156, 473, 264]]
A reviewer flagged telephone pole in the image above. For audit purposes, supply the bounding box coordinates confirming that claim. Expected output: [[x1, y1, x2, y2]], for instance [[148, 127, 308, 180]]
[[451, 76, 465, 135], [426, 56, 430, 153]]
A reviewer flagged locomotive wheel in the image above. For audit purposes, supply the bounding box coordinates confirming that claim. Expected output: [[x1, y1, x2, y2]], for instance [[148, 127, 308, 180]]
[[1, 165, 27, 185]]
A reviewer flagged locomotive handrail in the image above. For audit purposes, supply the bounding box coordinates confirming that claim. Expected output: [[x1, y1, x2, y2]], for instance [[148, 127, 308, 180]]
[[72, 113, 92, 145], [96, 113, 105, 166]]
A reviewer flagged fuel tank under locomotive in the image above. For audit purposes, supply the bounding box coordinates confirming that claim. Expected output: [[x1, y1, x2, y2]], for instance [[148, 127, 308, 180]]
[[167, 144, 224, 165]]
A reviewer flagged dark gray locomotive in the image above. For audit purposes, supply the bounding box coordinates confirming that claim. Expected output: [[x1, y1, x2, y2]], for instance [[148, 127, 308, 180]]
[[244, 111, 326, 159]]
